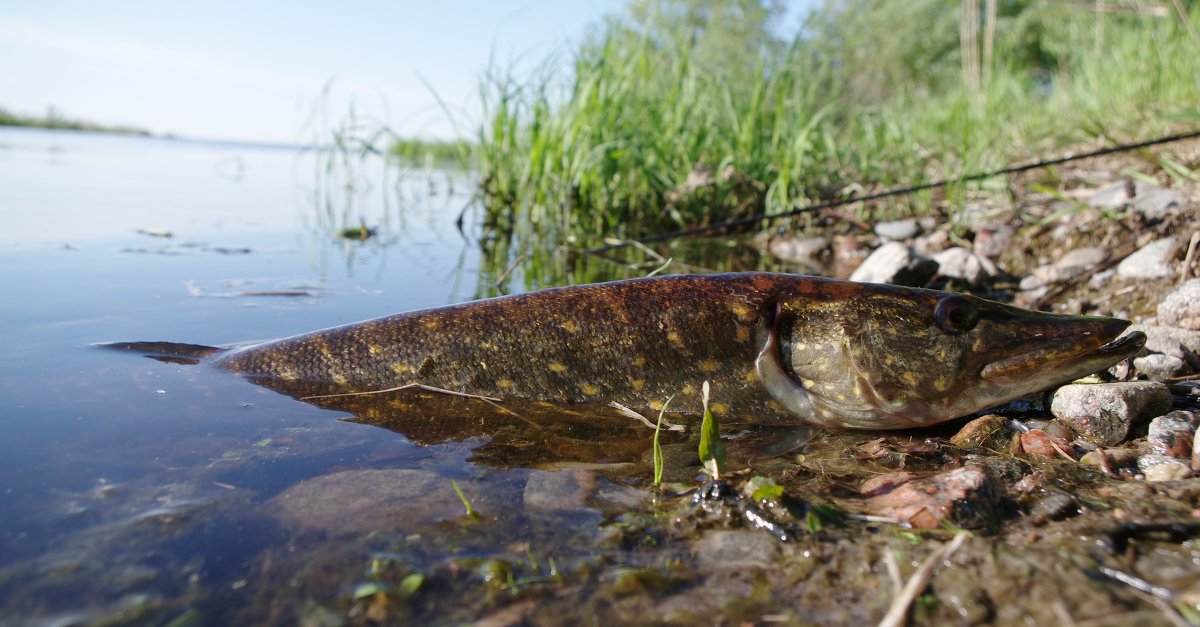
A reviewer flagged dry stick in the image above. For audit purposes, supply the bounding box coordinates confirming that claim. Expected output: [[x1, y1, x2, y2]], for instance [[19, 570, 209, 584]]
[[607, 401, 685, 432], [1178, 231, 1200, 286], [586, 129, 1200, 254], [877, 533, 970, 627], [494, 252, 526, 293]]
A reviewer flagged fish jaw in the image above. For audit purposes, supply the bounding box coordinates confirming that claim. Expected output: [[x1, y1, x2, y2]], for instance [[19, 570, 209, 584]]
[[976, 317, 1145, 389], [871, 307, 1148, 429]]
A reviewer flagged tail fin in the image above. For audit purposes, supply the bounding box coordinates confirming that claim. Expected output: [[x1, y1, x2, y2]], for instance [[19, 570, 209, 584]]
[[99, 341, 227, 365]]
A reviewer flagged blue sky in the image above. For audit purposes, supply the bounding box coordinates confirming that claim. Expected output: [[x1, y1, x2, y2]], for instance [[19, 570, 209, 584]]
[[1, 1, 816, 143]]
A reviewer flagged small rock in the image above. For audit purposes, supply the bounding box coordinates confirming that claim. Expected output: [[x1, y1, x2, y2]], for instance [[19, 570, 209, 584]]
[[1133, 353, 1187, 380], [1015, 429, 1074, 460], [1158, 279, 1200, 330], [693, 530, 780, 569], [933, 247, 993, 285], [1089, 268, 1117, 289], [1049, 382, 1173, 446], [849, 242, 939, 286], [1139, 455, 1193, 481], [1142, 331, 1200, 365], [1090, 180, 1183, 215], [268, 469, 461, 535], [973, 223, 1014, 259], [861, 465, 1005, 529], [1143, 326, 1200, 368], [524, 470, 590, 512], [874, 219, 922, 241], [1079, 447, 1141, 470], [1146, 410, 1200, 459], [768, 236, 829, 265], [1031, 247, 1107, 284], [1026, 492, 1077, 525], [949, 414, 1007, 448], [1116, 237, 1178, 280]]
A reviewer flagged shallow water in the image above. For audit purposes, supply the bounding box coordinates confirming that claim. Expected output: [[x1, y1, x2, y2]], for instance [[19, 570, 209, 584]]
[[0, 128, 531, 622], [0, 128, 780, 624]]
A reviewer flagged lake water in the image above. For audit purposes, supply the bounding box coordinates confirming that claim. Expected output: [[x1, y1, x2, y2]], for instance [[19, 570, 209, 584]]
[[0, 127, 794, 624]]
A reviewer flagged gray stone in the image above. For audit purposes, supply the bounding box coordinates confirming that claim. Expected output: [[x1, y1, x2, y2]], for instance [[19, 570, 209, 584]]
[[849, 242, 939, 286], [1116, 237, 1178, 279], [1134, 186, 1184, 215], [933, 247, 992, 285], [973, 223, 1014, 259], [1091, 180, 1184, 215], [693, 530, 780, 570], [1032, 247, 1107, 284], [768, 236, 829, 265], [1049, 382, 1173, 446], [268, 469, 462, 534], [1134, 354, 1187, 380], [523, 470, 589, 512], [1158, 279, 1200, 330], [1137, 324, 1200, 367], [874, 219, 922, 241]]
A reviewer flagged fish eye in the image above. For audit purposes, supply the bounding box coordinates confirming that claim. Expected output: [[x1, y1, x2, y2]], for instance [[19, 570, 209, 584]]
[[934, 295, 979, 333]]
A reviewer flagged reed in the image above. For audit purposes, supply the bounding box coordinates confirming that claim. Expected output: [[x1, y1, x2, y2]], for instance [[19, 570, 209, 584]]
[[472, 0, 1200, 247]]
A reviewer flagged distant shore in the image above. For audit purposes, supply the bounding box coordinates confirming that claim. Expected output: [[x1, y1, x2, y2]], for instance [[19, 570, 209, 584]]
[[0, 107, 151, 137]]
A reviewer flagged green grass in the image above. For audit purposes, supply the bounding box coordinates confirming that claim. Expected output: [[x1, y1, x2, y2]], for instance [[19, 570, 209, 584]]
[[471, 0, 1200, 248]]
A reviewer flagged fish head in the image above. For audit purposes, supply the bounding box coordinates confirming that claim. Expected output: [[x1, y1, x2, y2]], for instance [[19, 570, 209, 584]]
[[773, 281, 1145, 429]]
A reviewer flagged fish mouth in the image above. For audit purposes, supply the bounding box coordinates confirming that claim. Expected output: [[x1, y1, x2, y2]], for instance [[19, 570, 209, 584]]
[[980, 321, 1146, 383]]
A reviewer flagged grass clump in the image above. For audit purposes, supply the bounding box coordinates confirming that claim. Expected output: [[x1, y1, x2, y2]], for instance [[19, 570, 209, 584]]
[[474, 0, 1200, 245]]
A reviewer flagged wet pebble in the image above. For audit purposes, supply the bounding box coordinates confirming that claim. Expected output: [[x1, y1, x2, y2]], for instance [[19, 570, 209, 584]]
[[768, 236, 829, 265], [1139, 455, 1193, 481], [949, 414, 1007, 448], [523, 470, 589, 512], [1026, 492, 1077, 525], [1049, 382, 1173, 446], [523, 469, 644, 514], [267, 469, 462, 535], [693, 530, 780, 570], [861, 465, 1004, 529], [1142, 325, 1200, 367], [1015, 429, 1074, 460], [933, 247, 994, 285], [1116, 236, 1178, 280], [1079, 447, 1140, 470], [1158, 279, 1200, 330], [874, 218, 922, 241], [848, 242, 938, 286], [1146, 410, 1199, 459]]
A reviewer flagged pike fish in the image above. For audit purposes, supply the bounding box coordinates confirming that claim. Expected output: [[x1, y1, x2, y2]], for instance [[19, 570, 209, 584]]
[[110, 273, 1146, 430]]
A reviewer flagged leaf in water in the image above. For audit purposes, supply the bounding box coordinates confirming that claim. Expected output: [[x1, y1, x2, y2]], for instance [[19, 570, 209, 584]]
[[748, 476, 784, 503], [399, 573, 424, 595], [697, 381, 725, 480]]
